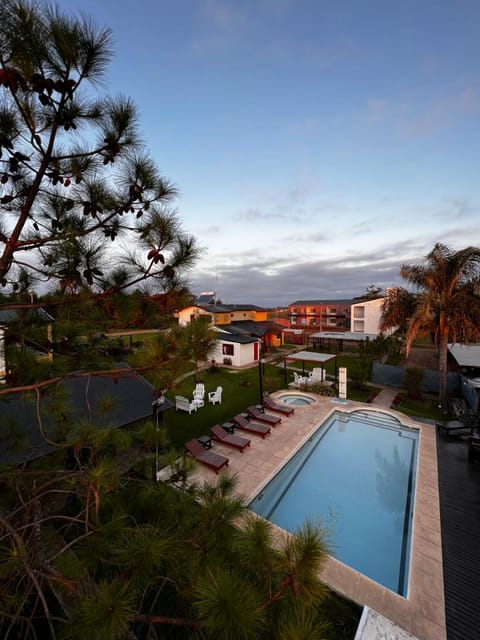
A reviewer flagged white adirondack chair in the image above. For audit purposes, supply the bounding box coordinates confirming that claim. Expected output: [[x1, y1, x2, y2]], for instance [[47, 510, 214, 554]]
[[193, 383, 205, 408], [208, 386, 223, 405]]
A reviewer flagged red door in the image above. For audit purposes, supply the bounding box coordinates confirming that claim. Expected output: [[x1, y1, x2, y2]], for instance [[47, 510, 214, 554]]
[[254, 341, 259, 361]]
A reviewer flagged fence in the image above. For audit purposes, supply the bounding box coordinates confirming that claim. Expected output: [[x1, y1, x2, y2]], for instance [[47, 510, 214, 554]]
[[372, 361, 461, 396]]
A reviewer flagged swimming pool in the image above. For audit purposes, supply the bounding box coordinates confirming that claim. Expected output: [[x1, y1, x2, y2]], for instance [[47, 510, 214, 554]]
[[278, 393, 316, 405], [249, 409, 418, 596]]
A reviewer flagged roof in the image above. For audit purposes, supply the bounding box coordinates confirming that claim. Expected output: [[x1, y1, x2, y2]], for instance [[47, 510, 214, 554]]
[[285, 350, 336, 364], [0, 364, 157, 467], [0, 306, 55, 324], [199, 303, 267, 313], [289, 299, 355, 306], [216, 320, 273, 337], [448, 343, 480, 368], [310, 331, 379, 341], [215, 333, 258, 344]]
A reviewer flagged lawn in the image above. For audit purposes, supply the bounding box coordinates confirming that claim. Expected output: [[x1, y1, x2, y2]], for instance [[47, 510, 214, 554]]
[[162, 363, 287, 448]]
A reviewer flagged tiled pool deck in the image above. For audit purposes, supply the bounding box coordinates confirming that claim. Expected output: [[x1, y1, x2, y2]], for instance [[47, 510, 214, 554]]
[[184, 392, 446, 640]]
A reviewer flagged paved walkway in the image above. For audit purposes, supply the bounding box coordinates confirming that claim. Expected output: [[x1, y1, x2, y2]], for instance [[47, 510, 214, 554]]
[[370, 386, 398, 408]]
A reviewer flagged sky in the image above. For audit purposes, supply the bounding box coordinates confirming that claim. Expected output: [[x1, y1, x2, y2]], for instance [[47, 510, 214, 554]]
[[56, 0, 480, 306]]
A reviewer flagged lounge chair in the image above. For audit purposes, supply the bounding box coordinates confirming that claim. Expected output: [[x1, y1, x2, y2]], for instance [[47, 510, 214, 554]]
[[232, 415, 271, 438], [184, 439, 229, 473], [210, 424, 250, 452], [246, 405, 281, 426], [435, 420, 474, 437], [263, 396, 294, 416]]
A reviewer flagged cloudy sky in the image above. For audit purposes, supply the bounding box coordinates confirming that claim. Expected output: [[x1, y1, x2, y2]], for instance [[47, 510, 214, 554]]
[[59, 0, 480, 306]]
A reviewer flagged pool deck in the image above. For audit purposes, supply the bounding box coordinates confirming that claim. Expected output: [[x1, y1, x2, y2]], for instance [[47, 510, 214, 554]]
[[182, 391, 446, 640]]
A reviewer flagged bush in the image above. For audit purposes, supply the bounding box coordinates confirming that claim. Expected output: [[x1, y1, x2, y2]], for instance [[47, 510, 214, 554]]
[[223, 357, 232, 365], [404, 367, 424, 400]]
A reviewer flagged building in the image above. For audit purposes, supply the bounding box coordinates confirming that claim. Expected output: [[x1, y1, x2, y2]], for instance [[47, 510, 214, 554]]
[[176, 302, 283, 367], [288, 299, 354, 333], [177, 303, 268, 327], [350, 297, 386, 335]]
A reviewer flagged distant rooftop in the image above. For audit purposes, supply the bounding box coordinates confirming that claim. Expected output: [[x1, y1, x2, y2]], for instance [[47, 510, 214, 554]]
[[289, 298, 355, 306]]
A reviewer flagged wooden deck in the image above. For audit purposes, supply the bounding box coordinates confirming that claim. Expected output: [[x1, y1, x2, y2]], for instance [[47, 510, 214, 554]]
[[436, 432, 480, 640]]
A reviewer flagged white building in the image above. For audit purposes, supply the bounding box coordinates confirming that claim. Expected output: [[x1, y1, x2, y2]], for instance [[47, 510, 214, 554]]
[[350, 298, 386, 335]]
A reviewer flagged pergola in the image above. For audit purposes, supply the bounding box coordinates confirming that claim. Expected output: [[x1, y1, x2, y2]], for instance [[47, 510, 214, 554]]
[[283, 350, 337, 386]]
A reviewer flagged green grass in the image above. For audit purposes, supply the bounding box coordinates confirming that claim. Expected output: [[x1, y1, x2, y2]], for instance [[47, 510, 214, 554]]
[[162, 364, 287, 448], [395, 395, 446, 421]]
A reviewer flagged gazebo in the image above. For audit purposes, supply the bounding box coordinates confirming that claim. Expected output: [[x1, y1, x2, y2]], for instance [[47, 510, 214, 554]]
[[283, 350, 337, 386]]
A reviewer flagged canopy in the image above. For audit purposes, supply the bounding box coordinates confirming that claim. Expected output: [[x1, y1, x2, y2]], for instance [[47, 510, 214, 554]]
[[283, 350, 337, 385], [285, 350, 336, 364]]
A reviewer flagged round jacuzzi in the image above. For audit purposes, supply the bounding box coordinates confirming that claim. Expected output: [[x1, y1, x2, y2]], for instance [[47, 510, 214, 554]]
[[278, 393, 316, 406]]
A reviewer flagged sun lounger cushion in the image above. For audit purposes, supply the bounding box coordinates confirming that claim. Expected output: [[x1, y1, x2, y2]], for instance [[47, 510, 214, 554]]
[[210, 425, 250, 452], [184, 439, 229, 473]]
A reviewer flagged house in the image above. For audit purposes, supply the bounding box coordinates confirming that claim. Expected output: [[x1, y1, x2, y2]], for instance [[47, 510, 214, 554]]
[[177, 303, 268, 327], [210, 331, 261, 367], [177, 302, 275, 367], [448, 343, 480, 414], [350, 297, 386, 335], [288, 299, 354, 333]]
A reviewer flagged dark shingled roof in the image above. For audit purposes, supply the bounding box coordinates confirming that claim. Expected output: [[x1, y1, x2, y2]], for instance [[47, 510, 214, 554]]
[[0, 364, 156, 467], [216, 321, 273, 338], [215, 333, 258, 344], [289, 298, 355, 306], [0, 307, 55, 324]]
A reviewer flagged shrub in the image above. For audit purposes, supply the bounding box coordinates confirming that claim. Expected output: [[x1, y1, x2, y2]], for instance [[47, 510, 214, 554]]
[[404, 367, 424, 400], [223, 357, 232, 365]]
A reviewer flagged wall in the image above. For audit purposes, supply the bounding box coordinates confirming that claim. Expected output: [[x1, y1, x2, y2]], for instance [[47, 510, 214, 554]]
[[210, 339, 257, 367], [177, 306, 211, 327], [372, 361, 461, 395], [351, 298, 385, 335]]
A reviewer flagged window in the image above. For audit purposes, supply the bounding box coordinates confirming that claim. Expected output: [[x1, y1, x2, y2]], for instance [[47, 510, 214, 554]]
[[354, 306, 365, 318], [222, 344, 234, 356]]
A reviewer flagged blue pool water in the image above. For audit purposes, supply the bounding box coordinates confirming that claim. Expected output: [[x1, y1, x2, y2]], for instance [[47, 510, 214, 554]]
[[249, 410, 418, 595]]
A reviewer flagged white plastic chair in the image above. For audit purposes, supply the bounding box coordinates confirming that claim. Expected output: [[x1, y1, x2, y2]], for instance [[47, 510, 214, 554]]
[[193, 383, 205, 408], [208, 386, 223, 405]]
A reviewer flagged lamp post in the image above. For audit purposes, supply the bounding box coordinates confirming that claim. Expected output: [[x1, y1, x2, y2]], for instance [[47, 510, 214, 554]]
[[152, 391, 166, 480], [258, 357, 266, 406]]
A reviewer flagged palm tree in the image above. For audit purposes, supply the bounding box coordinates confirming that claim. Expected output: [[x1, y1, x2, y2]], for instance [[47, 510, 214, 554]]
[[382, 244, 480, 408]]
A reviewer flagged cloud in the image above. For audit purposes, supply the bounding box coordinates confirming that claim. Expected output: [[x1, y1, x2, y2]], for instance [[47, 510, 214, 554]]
[[433, 196, 478, 221], [202, 0, 247, 30], [363, 86, 480, 137]]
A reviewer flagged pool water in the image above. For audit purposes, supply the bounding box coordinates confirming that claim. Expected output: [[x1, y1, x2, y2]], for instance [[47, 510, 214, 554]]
[[249, 410, 418, 595]]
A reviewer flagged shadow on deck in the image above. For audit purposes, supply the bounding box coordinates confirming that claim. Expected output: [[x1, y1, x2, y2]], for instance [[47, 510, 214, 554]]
[[436, 433, 480, 640]]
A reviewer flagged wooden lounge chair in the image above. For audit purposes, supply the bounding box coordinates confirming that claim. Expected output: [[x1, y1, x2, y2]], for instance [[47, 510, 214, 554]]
[[232, 415, 271, 438], [263, 396, 294, 416], [184, 439, 229, 473], [435, 420, 474, 437], [246, 405, 281, 426], [210, 425, 251, 452]]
